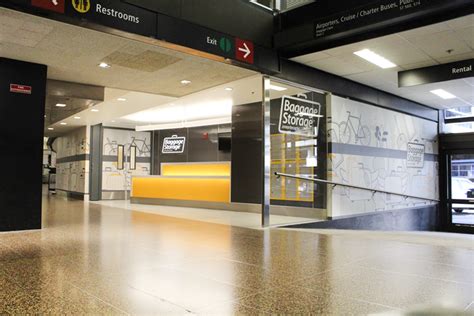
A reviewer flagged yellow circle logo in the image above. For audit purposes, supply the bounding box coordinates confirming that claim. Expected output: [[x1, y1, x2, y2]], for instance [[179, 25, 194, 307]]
[[72, 0, 91, 13]]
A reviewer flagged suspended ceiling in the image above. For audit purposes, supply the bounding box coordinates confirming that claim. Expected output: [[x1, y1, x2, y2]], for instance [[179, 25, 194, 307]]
[[291, 14, 474, 110], [0, 7, 256, 98]]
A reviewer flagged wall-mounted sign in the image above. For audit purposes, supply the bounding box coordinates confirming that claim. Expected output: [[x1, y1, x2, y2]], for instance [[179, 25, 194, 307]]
[[162, 135, 186, 154], [10, 84, 32, 94], [314, 0, 458, 40], [278, 95, 322, 137], [398, 59, 473, 87], [407, 142, 425, 168]]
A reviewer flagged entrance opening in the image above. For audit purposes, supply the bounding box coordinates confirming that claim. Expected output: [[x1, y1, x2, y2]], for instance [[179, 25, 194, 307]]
[[449, 153, 474, 227]]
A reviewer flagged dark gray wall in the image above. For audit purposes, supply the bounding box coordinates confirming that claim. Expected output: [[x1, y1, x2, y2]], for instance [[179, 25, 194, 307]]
[[124, 0, 275, 47], [0, 58, 46, 231], [89, 124, 103, 201], [231, 102, 263, 204], [152, 124, 231, 175], [286, 205, 440, 231]]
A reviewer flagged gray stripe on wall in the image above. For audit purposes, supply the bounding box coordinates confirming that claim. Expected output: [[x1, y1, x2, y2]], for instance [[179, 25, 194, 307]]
[[56, 154, 90, 164], [102, 155, 151, 163], [331, 143, 437, 162]]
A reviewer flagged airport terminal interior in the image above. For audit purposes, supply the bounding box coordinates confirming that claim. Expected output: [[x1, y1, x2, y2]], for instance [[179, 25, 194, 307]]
[[0, 0, 473, 314]]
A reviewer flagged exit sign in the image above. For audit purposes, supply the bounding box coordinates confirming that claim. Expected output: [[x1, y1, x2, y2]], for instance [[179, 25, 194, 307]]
[[10, 84, 32, 94]]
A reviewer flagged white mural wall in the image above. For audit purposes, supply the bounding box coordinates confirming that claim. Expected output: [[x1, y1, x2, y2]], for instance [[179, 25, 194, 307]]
[[327, 96, 439, 218], [102, 128, 151, 194], [54, 127, 90, 194]]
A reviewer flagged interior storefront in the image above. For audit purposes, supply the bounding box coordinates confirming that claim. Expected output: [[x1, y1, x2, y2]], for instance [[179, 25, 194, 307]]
[[1, 3, 472, 232]]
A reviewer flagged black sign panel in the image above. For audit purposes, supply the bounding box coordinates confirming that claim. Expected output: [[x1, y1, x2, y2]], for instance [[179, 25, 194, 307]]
[[66, 0, 156, 37], [314, 0, 461, 39], [399, 59, 474, 87]]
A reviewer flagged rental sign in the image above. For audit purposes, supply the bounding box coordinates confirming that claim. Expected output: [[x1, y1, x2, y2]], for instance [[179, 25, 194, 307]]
[[278, 96, 322, 137]]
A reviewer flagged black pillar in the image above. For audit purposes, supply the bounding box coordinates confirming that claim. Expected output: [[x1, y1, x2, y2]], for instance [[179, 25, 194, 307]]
[[0, 58, 47, 231]]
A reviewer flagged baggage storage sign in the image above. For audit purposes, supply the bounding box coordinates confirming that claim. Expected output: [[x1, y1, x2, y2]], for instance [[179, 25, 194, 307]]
[[278, 95, 322, 137]]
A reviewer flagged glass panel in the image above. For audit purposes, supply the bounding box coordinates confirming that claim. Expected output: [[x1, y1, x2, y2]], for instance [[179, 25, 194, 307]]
[[117, 145, 124, 170], [268, 78, 327, 226], [130, 146, 137, 170], [445, 106, 474, 119], [450, 154, 474, 226]]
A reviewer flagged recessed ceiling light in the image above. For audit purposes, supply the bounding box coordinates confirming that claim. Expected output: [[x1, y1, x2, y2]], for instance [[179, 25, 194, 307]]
[[353, 49, 397, 69], [48, 127, 54, 131], [98, 62, 111, 69], [180, 80, 192, 85], [74, 116, 81, 119], [60, 122, 67, 125], [117, 98, 127, 102], [269, 84, 287, 91], [91, 109, 99, 112], [225, 87, 233, 91], [56, 103, 67, 107], [430, 89, 456, 100]]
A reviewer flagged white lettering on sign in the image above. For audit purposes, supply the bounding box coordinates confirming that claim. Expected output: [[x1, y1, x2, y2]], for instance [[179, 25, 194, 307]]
[[452, 65, 472, 74], [278, 96, 322, 137], [407, 142, 425, 168], [206, 36, 217, 46], [95, 4, 140, 24], [162, 136, 186, 154]]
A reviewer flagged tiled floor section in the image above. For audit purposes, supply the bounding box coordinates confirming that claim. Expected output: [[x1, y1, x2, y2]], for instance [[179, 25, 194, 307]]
[[91, 200, 317, 229], [0, 194, 472, 315]]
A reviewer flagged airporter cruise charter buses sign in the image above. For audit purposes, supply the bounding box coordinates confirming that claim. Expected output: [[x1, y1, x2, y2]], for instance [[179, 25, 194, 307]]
[[278, 95, 322, 137]]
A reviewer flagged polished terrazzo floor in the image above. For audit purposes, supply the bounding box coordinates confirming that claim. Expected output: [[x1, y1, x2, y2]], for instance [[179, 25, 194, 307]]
[[0, 194, 473, 315]]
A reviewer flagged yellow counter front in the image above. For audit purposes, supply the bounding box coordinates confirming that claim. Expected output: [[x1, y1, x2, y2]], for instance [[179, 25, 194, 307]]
[[131, 162, 231, 205]]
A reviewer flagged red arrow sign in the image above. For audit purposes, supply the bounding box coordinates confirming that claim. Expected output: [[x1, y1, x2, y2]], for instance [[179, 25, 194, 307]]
[[235, 38, 254, 64], [31, 0, 65, 13]]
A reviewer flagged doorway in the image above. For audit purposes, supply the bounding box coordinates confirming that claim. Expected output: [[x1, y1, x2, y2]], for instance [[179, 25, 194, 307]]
[[440, 132, 474, 234]]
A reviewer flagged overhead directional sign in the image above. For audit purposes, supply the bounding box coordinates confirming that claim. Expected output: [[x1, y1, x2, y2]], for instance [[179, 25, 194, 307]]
[[235, 38, 254, 64], [399, 59, 473, 87]]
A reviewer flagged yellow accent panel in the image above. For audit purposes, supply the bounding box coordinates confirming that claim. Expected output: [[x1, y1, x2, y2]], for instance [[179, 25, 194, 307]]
[[161, 163, 231, 177], [132, 177, 230, 203]]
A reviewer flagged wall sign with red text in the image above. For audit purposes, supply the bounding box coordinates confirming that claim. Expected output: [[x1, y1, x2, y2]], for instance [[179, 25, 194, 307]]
[[10, 84, 32, 95]]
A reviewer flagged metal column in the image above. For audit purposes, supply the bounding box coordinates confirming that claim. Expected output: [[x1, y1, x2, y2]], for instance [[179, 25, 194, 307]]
[[262, 77, 271, 227]]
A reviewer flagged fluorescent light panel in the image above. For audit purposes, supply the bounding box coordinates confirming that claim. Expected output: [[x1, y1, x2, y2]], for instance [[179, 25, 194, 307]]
[[56, 103, 66, 107], [430, 89, 456, 100], [269, 84, 287, 91], [136, 117, 232, 132], [98, 62, 110, 68], [353, 49, 397, 69]]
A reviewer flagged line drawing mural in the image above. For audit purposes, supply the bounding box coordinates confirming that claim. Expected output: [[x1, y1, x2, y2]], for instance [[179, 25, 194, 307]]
[[328, 96, 438, 217]]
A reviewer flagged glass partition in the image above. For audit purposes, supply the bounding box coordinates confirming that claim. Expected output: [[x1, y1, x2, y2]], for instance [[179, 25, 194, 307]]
[[264, 78, 328, 226]]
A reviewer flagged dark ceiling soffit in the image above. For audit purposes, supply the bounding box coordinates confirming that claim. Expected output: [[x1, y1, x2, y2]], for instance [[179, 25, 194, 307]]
[[275, 2, 474, 58], [46, 80, 105, 102], [0, 1, 279, 74], [275, 59, 439, 122], [399, 59, 474, 88]]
